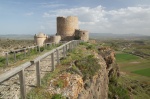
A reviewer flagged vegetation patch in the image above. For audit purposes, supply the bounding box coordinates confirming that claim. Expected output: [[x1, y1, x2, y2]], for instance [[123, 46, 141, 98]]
[[132, 68, 150, 77], [109, 76, 130, 99], [27, 65, 68, 99], [75, 55, 100, 80], [116, 53, 139, 62]]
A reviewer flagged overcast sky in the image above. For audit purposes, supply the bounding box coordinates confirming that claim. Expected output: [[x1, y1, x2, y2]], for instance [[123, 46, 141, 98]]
[[0, 0, 150, 35]]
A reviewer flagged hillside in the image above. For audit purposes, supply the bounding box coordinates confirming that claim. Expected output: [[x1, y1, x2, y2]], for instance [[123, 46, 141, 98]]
[[26, 41, 121, 99]]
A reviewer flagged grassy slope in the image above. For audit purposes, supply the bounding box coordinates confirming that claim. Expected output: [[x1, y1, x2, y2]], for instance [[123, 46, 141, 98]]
[[116, 52, 150, 78], [132, 68, 150, 77], [115, 52, 150, 99]]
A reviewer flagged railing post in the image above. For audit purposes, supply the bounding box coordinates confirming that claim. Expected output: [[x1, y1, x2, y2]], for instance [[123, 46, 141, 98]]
[[56, 49, 60, 65], [14, 51, 16, 62], [5, 52, 8, 66], [24, 49, 26, 58], [66, 44, 68, 52], [36, 61, 41, 87], [51, 52, 55, 71], [35, 46, 38, 52], [38, 46, 40, 52], [19, 69, 26, 99], [45, 44, 47, 49], [28, 47, 30, 56], [63, 46, 66, 57]]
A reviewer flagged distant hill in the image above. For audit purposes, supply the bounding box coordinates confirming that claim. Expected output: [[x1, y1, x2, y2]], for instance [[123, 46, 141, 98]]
[[0, 33, 149, 40], [0, 34, 34, 40], [89, 33, 150, 40]]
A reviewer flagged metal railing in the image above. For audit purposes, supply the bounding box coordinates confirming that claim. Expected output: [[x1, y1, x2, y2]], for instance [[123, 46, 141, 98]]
[[0, 40, 82, 99]]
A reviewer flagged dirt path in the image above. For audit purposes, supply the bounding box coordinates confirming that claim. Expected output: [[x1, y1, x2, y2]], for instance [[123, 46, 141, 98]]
[[0, 50, 64, 99]]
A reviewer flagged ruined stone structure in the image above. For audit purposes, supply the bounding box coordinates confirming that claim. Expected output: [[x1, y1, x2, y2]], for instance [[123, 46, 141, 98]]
[[34, 32, 48, 47], [57, 16, 79, 40], [49, 35, 61, 44], [34, 16, 89, 46], [75, 29, 89, 42]]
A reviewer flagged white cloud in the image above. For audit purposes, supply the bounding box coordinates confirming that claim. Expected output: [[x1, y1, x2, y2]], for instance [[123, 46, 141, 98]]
[[42, 5, 150, 35], [25, 12, 34, 16]]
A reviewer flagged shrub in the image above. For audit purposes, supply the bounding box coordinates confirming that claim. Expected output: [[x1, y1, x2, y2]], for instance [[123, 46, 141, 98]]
[[75, 55, 100, 80], [52, 94, 65, 99]]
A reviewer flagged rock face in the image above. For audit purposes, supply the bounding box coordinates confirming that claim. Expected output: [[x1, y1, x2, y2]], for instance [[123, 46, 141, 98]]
[[48, 47, 118, 99], [49, 73, 83, 99], [78, 55, 109, 99]]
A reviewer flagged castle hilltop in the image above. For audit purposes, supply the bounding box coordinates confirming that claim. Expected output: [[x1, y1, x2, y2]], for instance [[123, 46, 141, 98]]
[[34, 16, 89, 46]]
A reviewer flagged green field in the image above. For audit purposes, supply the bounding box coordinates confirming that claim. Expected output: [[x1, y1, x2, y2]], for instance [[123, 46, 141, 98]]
[[132, 68, 150, 77], [116, 52, 150, 78], [116, 53, 139, 62]]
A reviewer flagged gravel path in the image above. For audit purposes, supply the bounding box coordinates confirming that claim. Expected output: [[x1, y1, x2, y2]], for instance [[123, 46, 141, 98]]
[[0, 49, 64, 99]]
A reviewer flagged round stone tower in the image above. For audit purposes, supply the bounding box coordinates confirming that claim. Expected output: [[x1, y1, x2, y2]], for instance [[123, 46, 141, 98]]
[[75, 29, 89, 42], [34, 32, 48, 47], [57, 16, 79, 40]]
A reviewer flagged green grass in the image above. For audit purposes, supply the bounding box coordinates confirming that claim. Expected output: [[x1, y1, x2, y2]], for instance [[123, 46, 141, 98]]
[[132, 68, 150, 77], [116, 53, 140, 62], [109, 76, 130, 99], [116, 52, 150, 78], [27, 65, 67, 99]]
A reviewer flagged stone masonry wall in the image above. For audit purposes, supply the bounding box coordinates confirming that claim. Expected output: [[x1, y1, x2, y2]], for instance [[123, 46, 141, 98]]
[[57, 16, 79, 37]]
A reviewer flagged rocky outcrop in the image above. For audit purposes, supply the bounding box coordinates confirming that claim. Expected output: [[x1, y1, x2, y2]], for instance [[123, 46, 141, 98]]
[[47, 46, 119, 99], [78, 55, 109, 99], [48, 73, 83, 99]]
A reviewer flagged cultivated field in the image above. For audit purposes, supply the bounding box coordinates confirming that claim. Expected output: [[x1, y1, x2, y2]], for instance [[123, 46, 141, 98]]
[[96, 38, 150, 98]]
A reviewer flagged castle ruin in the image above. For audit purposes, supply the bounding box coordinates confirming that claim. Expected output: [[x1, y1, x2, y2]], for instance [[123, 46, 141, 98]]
[[34, 16, 89, 46]]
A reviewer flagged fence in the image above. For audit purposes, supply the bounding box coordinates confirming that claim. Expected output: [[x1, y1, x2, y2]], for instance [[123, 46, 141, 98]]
[[4, 41, 67, 66], [0, 40, 82, 99]]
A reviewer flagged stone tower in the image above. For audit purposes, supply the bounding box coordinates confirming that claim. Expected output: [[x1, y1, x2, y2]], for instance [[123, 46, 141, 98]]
[[34, 32, 48, 47], [75, 29, 89, 42], [56, 16, 79, 40]]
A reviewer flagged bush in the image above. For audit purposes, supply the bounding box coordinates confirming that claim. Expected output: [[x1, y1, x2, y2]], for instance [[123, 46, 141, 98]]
[[75, 55, 100, 80], [52, 94, 65, 99]]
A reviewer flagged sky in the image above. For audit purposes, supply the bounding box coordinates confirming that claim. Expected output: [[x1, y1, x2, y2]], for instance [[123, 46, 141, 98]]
[[0, 0, 150, 36]]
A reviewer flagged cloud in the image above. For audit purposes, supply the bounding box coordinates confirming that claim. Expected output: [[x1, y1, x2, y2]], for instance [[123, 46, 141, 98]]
[[40, 2, 65, 8], [25, 12, 34, 16], [42, 5, 150, 35]]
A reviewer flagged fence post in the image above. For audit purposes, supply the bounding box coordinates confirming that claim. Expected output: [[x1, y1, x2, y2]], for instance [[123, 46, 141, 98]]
[[5, 52, 8, 66], [28, 47, 30, 56], [19, 69, 26, 99], [51, 52, 55, 71], [45, 44, 47, 49], [14, 51, 16, 62], [38, 46, 40, 52], [56, 49, 60, 65], [66, 44, 68, 52], [24, 49, 26, 58], [36, 61, 41, 87], [63, 46, 66, 57]]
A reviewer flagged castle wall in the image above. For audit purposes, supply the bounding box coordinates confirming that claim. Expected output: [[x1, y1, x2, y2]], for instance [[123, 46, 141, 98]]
[[75, 30, 89, 42], [50, 35, 61, 44], [57, 16, 79, 38], [34, 33, 47, 47]]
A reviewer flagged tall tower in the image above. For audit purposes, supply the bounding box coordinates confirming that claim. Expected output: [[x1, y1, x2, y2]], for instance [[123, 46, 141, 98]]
[[57, 16, 79, 40]]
